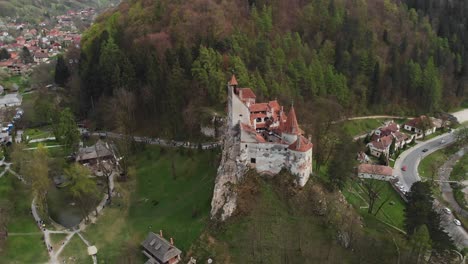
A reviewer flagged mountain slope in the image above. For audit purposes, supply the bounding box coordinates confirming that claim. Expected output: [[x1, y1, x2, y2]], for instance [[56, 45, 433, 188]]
[[76, 0, 466, 138]]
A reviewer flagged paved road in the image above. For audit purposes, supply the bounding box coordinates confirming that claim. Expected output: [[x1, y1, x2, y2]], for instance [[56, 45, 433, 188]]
[[394, 132, 457, 192], [393, 108, 468, 249], [438, 148, 468, 219]]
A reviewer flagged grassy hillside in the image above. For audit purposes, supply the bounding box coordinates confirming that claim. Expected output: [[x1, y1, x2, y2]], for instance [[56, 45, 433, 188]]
[[80, 145, 219, 263], [189, 173, 415, 263]]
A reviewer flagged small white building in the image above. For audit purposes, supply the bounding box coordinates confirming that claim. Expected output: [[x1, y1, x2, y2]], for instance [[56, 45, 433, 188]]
[[403, 115, 436, 136], [0, 93, 22, 108], [357, 164, 395, 181]]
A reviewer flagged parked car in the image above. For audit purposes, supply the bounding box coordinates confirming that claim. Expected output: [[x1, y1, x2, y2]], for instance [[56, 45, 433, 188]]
[[422, 148, 428, 152], [401, 165, 407, 171], [454, 219, 461, 226], [443, 207, 452, 214]]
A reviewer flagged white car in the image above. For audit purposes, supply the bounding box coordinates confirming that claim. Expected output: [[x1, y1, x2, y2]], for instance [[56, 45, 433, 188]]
[[443, 207, 452, 214], [454, 219, 461, 226]]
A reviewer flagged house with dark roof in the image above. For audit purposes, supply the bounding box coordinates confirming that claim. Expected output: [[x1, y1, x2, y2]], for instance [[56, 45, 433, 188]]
[[75, 140, 114, 164], [228, 75, 313, 186], [141, 231, 181, 264]]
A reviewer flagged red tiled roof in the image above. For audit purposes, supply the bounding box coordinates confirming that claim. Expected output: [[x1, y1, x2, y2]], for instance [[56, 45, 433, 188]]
[[288, 135, 313, 152], [239, 88, 256, 100], [249, 103, 268, 113], [240, 123, 256, 134], [392, 131, 408, 142], [370, 135, 393, 150], [405, 115, 434, 129], [380, 122, 399, 134], [229, 74, 238, 86], [282, 106, 300, 135], [268, 100, 280, 112], [358, 164, 393, 176]]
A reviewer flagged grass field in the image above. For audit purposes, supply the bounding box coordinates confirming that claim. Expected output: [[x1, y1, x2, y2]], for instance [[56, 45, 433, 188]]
[[58, 235, 91, 264], [342, 118, 407, 137], [344, 179, 406, 231], [342, 119, 386, 136], [0, 173, 48, 263], [418, 145, 459, 179], [23, 127, 53, 140], [81, 146, 219, 262]]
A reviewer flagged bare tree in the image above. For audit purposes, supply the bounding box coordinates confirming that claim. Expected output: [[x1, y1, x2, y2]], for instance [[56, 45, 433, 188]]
[[299, 98, 344, 173], [106, 89, 136, 178], [361, 178, 390, 215]]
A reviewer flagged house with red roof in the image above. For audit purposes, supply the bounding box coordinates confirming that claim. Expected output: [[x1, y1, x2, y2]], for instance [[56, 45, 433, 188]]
[[403, 115, 436, 137], [227, 75, 313, 186], [357, 164, 396, 181]]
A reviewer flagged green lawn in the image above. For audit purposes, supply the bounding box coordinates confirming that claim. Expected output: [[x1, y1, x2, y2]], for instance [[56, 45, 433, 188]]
[[23, 127, 53, 140], [50, 233, 68, 249], [419, 144, 459, 180], [342, 118, 407, 137], [0, 173, 48, 263], [343, 179, 406, 231], [81, 146, 219, 263], [342, 118, 386, 136], [58, 234, 91, 264]]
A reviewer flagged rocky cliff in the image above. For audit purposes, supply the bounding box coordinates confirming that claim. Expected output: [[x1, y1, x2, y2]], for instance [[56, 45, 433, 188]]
[[210, 124, 246, 221]]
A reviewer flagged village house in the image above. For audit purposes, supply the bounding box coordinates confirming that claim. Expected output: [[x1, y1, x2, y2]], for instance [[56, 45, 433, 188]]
[[366, 121, 413, 158], [367, 134, 393, 158], [75, 140, 114, 164], [228, 75, 313, 186], [357, 164, 395, 181], [141, 231, 181, 264], [403, 115, 436, 137]]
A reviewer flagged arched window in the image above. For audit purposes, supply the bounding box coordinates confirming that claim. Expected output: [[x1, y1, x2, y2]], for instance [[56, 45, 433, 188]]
[[256, 117, 262, 122]]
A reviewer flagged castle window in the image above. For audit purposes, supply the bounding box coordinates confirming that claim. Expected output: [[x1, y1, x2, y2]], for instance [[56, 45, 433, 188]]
[[256, 117, 261, 122], [250, 158, 256, 164], [245, 144, 248, 148], [284, 148, 287, 151]]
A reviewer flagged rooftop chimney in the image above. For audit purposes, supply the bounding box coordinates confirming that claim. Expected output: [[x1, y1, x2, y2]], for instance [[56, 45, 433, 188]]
[[170, 237, 174, 245], [159, 230, 163, 238]]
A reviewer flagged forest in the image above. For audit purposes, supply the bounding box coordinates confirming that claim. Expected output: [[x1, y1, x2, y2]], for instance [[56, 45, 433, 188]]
[[67, 0, 467, 139]]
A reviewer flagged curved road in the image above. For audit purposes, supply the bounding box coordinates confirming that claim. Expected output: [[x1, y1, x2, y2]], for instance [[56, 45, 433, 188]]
[[394, 109, 468, 249]]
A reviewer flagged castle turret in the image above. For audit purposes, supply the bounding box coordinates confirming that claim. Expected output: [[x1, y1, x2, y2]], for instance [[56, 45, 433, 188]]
[[281, 106, 300, 144]]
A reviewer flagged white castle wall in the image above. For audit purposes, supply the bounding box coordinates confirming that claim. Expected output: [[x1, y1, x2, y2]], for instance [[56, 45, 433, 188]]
[[241, 142, 289, 175], [228, 85, 251, 127], [288, 148, 313, 187]]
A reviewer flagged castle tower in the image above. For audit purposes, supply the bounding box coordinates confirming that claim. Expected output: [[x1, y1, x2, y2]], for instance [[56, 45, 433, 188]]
[[281, 105, 300, 144]]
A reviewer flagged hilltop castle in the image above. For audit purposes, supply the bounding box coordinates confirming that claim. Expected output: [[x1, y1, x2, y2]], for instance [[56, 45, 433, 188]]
[[227, 75, 313, 186]]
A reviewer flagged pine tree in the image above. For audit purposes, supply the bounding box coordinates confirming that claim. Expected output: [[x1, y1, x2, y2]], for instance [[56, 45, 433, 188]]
[[54, 55, 70, 86]]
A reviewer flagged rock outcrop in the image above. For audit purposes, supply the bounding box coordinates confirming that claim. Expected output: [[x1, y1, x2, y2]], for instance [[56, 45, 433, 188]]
[[210, 124, 247, 221]]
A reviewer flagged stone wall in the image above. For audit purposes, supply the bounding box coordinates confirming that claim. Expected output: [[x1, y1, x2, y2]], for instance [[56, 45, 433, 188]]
[[242, 142, 289, 175], [288, 148, 312, 187]]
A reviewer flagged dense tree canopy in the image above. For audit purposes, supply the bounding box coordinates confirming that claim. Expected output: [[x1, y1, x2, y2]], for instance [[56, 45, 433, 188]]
[[74, 0, 467, 139]]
